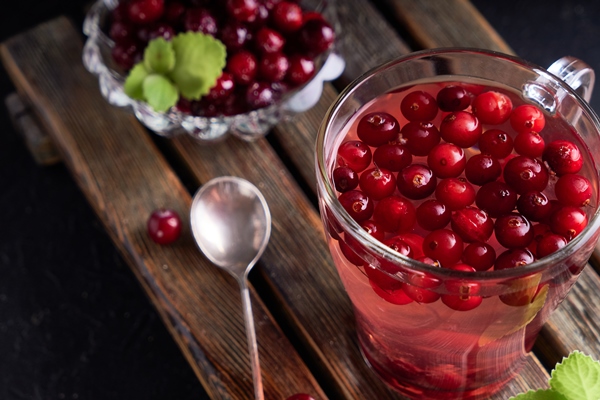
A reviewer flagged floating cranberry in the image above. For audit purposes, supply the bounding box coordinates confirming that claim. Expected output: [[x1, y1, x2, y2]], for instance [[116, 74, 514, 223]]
[[147, 208, 182, 245], [370, 281, 414, 305], [227, 0, 259, 22], [510, 104, 545, 133], [184, 8, 218, 35], [550, 206, 588, 240], [436, 85, 471, 112], [462, 242, 496, 271], [396, 164, 436, 200], [298, 18, 335, 55], [542, 139, 583, 175], [337, 140, 372, 172], [373, 195, 416, 233], [479, 129, 514, 159], [404, 267, 441, 304], [226, 51, 257, 84], [465, 153, 501, 186], [555, 174, 592, 206], [339, 239, 364, 266], [416, 199, 451, 231], [450, 206, 493, 243], [517, 191, 553, 222], [503, 156, 549, 194], [400, 122, 441, 156], [286, 55, 315, 86], [373, 143, 412, 172], [128, 0, 165, 25], [394, 233, 425, 258], [259, 52, 289, 82], [427, 143, 466, 178], [361, 220, 385, 242], [365, 264, 402, 291], [494, 212, 534, 249], [254, 27, 285, 53], [440, 111, 482, 148], [435, 178, 476, 211], [537, 233, 568, 258], [333, 166, 358, 192], [495, 248, 535, 270], [359, 168, 397, 200], [272, 1, 303, 32], [472, 91, 512, 125], [442, 264, 483, 311], [357, 112, 400, 147], [338, 190, 373, 222], [514, 131, 545, 158], [476, 181, 518, 218], [400, 91, 438, 122], [422, 229, 464, 266]]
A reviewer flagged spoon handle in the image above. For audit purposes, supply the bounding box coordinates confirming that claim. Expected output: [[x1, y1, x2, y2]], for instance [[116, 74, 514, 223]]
[[240, 280, 264, 400]]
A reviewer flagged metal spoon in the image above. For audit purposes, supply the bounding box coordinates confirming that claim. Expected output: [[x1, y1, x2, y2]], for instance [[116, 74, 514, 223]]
[[190, 176, 271, 400]]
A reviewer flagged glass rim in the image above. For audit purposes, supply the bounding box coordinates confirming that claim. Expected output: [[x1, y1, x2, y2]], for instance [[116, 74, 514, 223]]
[[316, 47, 600, 281]]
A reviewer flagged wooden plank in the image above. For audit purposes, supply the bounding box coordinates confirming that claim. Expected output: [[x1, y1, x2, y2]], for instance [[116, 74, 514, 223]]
[[0, 17, 326, 400], [362, 0, 600, 370]]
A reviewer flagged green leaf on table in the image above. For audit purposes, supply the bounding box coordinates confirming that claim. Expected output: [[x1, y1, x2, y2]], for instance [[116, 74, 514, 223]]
[[143, 37, 176, 74], [123, 63, 150, 101], [142, 74, 179, 112], [509, 389, 568, 400], [550, 351, 600, 400], [169, 31, 226, 100]]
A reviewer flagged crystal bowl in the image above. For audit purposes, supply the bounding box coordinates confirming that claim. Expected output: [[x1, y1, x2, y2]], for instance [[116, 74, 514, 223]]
[[82, 0, 345, 142]]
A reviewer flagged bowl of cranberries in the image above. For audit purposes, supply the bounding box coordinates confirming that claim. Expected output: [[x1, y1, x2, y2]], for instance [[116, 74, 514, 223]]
[[83, 0, 344, 141]]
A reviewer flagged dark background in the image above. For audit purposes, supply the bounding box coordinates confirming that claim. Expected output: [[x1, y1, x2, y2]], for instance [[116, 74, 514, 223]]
[[1, 1, 599, 399]]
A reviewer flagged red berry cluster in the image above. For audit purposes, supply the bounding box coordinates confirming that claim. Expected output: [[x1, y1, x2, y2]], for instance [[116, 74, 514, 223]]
[[332, 83, 593, 310], [107, 0, 335, 116]]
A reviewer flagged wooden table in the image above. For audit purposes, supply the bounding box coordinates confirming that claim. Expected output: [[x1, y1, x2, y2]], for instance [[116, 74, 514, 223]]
[[2, 1, 600, 398]]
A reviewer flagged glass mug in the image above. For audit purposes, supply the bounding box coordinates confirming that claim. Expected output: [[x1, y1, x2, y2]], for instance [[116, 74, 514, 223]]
[[315, 49, 600, 399]]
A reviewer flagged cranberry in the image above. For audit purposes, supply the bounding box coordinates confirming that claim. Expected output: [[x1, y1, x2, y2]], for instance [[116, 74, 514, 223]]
[[550, 206, 588, 240], [422, 229, 464, 266], [494, 212, 534, 249], [396, 164, 436, 200], [517, 191, 553, 222], [479, 129, 514, 159], [450, 206, 493, 243], [440, 111, 482, 148], [184, 8, 218, 35], [465, 153, 501, 186], [542, 140, 583, 175], [227, 0, 259, 22], [373, 195, 416, 233], [427, 143, 466, 178], [148, 23, 175, 41], [361, 220, 386, 242], [109, 21, 134, 43], [339, 239, 364, 266], [147, 208, 182, 244], [404, 265, 441, 304], [286, 55, 315, 86], [365, 264, 402, 291], [403, 280, 440, 304], [128, 0, 164, 24], [370, 281, 413, 305], [298, 18, 335, 55], [373, 143, 412, 172], [245, 82, 277, 109], [164, 1, 186, 24], [394, 233, 425, 258], [400, 91, 438, 122], [436, 85, 471, 112], [337, 140, 372, 172], [441, 264, 482, 311], [302, 10, 325, 23], [416, 199, 451, 231], [514, 131, 545, 158], [537, 233, 568, 258], [476, 181, 517, 218], [111, 39, 142, 70], [111, 2, 129, 21], [383, 236, 414, 258], [555, 174, 592, 206], [259, 52, 289, 82], [333, 166, 358, 192], [226, 51, 257, 84], [510, 104, 546, 133], [400, 122, 441, 156], [286, 394, 316, 400], [503, 156, 549, 194], [254, 27, 285, 54], [462, 242, 496, 271], [359, 168, 397, 200], [357, 112, 400, 147], [272, 1, 303, 32], [338, 190, 373, 222], [435, 178, 476, 211], [472, 91, 512, 125], [219, 22, 251, 50], [495, 248, 535, 270], [206, 73, 236, 103], [342, 221, 385, 266]]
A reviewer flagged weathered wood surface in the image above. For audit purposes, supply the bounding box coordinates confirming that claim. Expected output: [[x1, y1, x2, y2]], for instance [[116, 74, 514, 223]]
[[0, 17, 325, 400]]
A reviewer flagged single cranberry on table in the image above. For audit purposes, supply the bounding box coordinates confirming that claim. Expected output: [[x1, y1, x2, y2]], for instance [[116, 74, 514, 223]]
[[147, 208, 182, 245]]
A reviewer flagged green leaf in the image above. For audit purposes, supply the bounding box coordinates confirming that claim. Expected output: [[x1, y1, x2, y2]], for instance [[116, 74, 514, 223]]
[[169, 32, 227, 100], [123, 63, 150, 101], [509, 389, 568, 400], [142, 74, 179, 112], [143, 37, 176, 74], [550, 351, 600, 400]]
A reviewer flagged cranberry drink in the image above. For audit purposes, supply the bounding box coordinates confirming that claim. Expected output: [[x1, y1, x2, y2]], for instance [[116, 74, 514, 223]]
[[325, 79, 598, 399]]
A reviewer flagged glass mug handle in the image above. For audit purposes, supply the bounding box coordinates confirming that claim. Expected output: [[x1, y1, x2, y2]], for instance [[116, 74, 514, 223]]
[[548, 56, 596, 103]]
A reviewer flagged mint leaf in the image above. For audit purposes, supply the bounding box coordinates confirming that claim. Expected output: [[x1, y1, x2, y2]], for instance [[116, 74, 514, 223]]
[[509, 389, 568, 400], [142, 74, 179, 112], [169, 32, 226, 100], [143, 38, 176, 74], [123, 63, 150, 101], [550, 351, 600, 400]]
